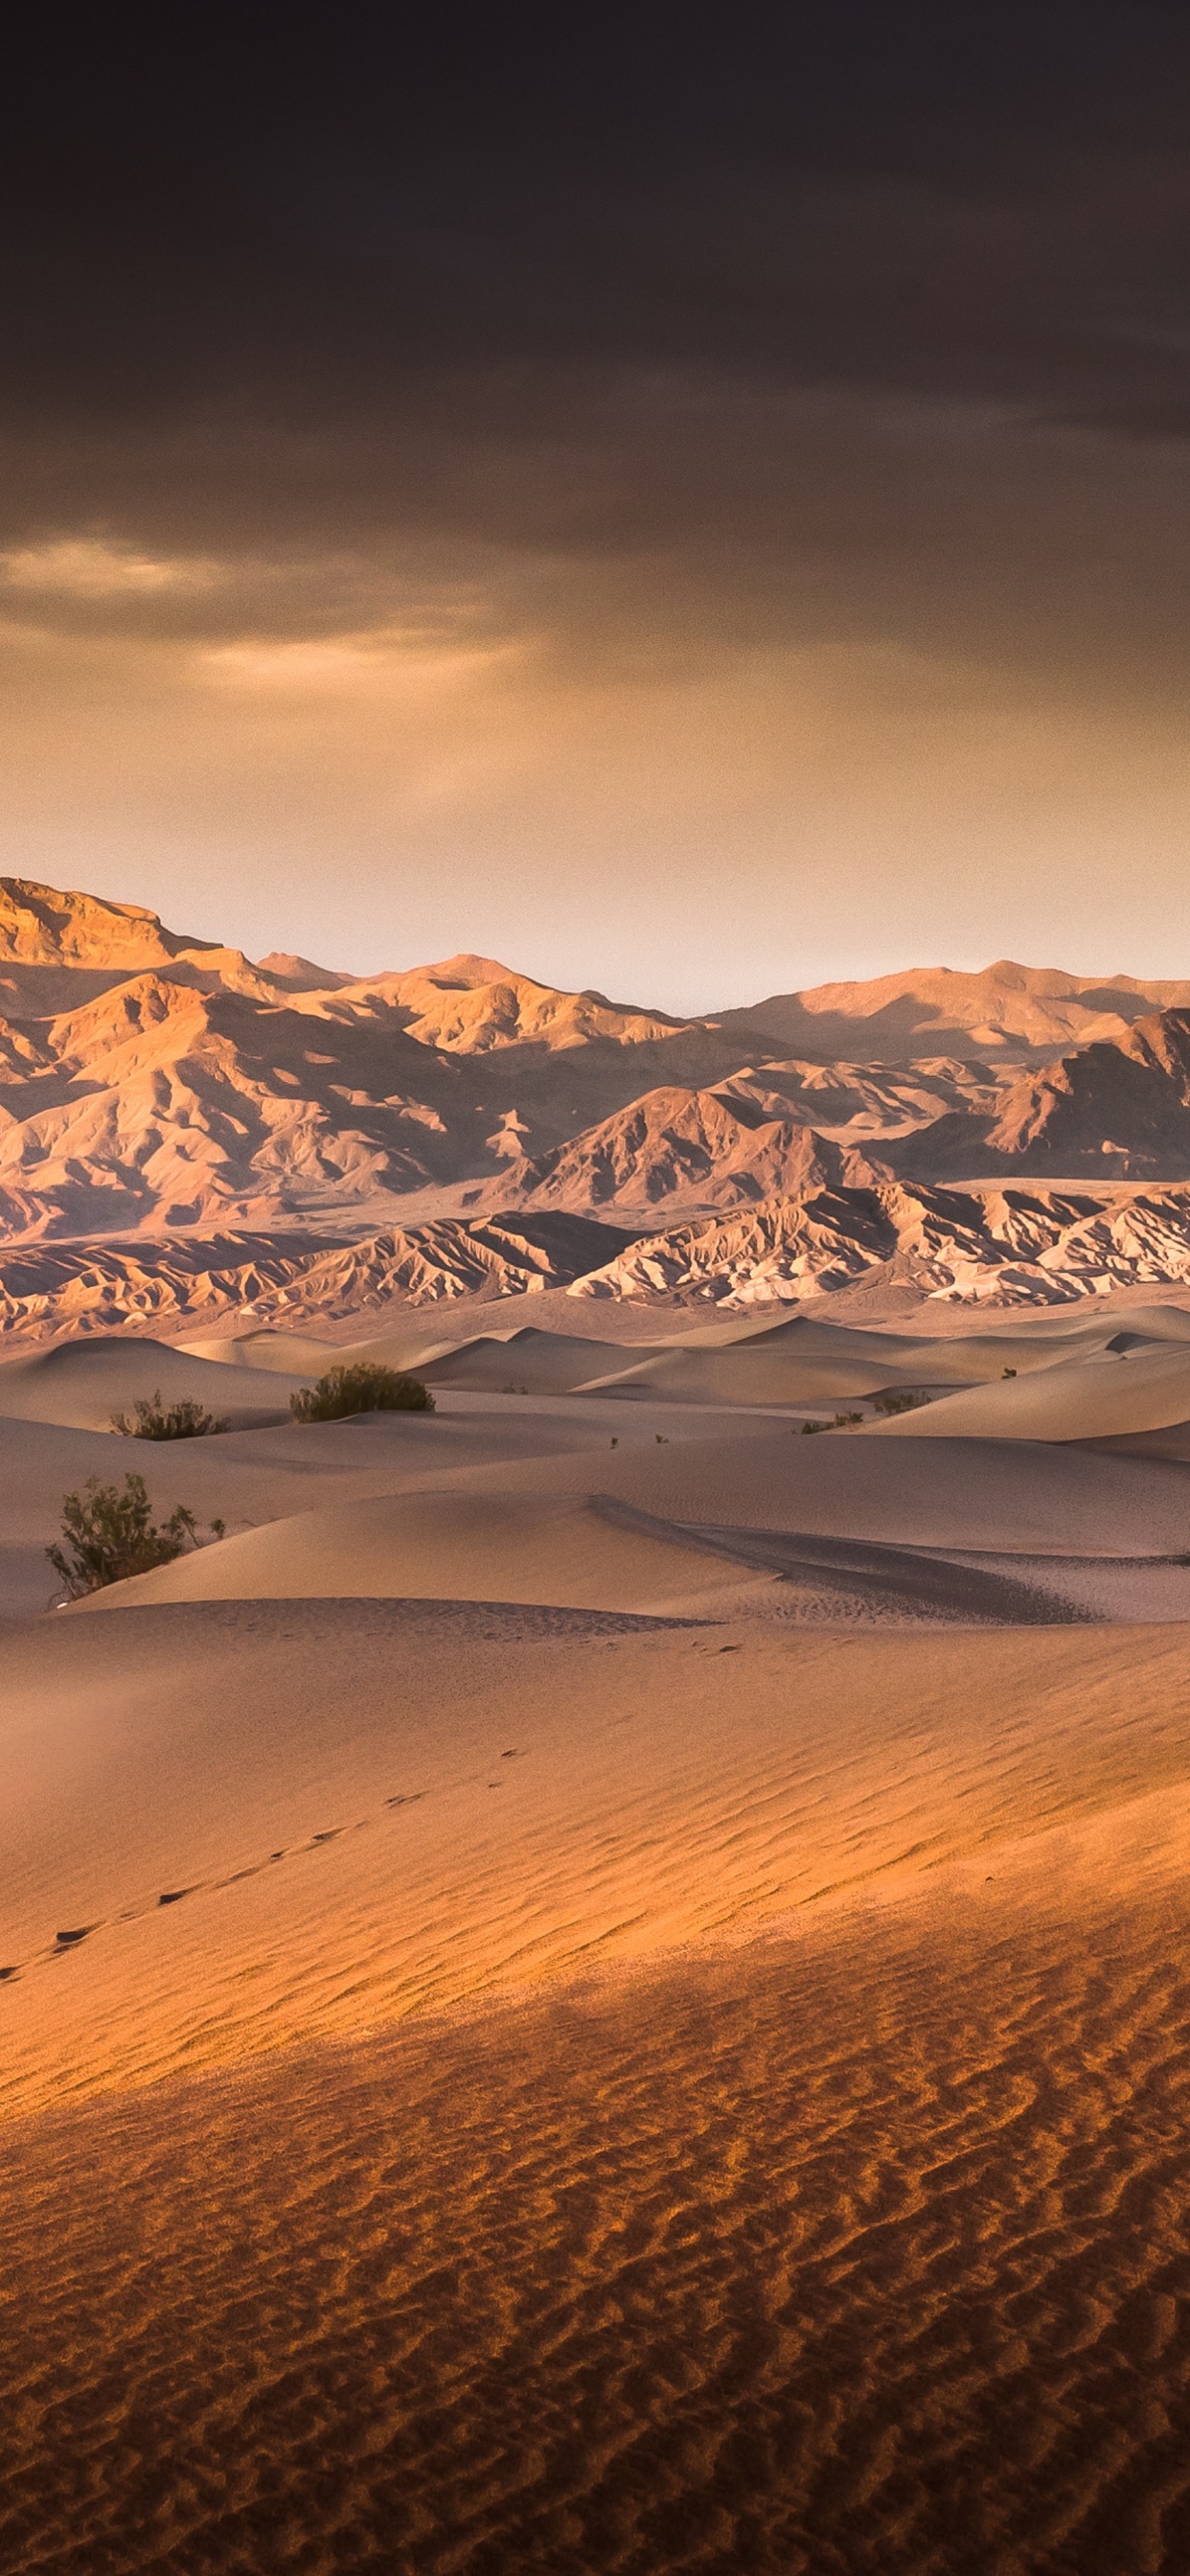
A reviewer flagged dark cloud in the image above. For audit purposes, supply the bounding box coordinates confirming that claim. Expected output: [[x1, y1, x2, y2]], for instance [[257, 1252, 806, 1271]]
[[2, 5, 1190, 1002], [4, 5, 1190, 437]]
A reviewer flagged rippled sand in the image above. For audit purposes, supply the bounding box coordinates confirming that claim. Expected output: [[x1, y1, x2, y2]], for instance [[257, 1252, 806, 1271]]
[[7, 1305, 1190, 2569], [4, 1861, 1190, 2575]]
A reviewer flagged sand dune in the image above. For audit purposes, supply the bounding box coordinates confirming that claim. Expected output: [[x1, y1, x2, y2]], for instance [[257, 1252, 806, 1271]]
[[580, 1341, 931, 1403], [415, 1325, 669, 1393], [52, 1404, 1190, 1629], [0, 1333, 300, 1430], [7, 1869, 1190, 2575], [6, 1383, 784, 1620], [871, 1334, 1190, 1441], [493, 1421, 1190, 1554], [8, 1286, 1190, 2565], [76, 1485, 777, 1618], [7, 1605, 1190, 2116], [721, 1296, 1190, 1368]]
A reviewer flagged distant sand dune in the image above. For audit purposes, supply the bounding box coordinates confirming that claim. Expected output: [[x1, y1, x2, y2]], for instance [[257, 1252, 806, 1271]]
[[76, 1485, 779, 1617], [0, 1333, 300, 1430], [7, 1279, 1190, 2569], [870, 1335, 1190, 1441]]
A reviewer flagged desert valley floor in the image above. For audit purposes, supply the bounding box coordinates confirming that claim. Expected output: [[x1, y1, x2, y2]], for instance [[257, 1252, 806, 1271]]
[[5, 1289, 1190, 2571]]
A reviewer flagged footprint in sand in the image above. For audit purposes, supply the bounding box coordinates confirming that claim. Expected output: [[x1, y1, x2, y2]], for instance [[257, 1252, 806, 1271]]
[[7, 1786, 442, 1994]]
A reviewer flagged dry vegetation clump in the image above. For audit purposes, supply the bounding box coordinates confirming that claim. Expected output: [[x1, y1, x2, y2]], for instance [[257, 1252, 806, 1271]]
[[290, 1364, 435, 1422], [47, 1473, 226, 1600], [111, 1391, 228, 1438]]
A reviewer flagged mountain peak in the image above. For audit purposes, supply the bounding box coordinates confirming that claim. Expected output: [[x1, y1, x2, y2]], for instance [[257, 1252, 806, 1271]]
[[0, 876, 193, 968]]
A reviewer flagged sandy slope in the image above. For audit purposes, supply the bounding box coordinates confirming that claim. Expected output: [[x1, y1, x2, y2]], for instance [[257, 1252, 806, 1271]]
[[6, 1606, 1190, 2116], [55, 1411, 1190, 1629], [10, 1297, 1190, 2570], [870, 1336, 1190, 1441], [7, 1872, 1190, 2576], [0, 1333, 302, 1429], [6, 1601, 1190, 2576], [1, 1386, 794, 1620], [78, 1486, 780, 1617]]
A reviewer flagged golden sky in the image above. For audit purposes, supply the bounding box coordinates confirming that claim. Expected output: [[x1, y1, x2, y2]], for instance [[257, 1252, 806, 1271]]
[[3, 10, 1190, 1008]]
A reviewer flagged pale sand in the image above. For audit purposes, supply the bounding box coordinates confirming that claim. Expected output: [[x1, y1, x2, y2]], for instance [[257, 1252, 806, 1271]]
[[0, 1332, 304, 1428], [0, 1388, 792, 1621], [67, 1418, 1190, 1624], [869, 1337, 1190, 1441], [8, 1300, 1190, 2568]]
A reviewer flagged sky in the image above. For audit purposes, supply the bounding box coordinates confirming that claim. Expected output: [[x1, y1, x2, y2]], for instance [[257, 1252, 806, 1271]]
[[2, 3, 1190, 1011]]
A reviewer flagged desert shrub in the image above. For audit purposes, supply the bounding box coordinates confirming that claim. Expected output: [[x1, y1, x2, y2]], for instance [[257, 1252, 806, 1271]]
[[111, 1390, 227, 1439], [289, 1363, 435, 1423], [873, 1390, 928, 1416], [47, 1473, 226, 1600]]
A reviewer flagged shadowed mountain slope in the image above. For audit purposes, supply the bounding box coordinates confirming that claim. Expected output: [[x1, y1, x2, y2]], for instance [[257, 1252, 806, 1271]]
[[572, 1183, 1190, 1309], [480, 1086, 888, 1214], [891, 1007, 1190, 1183]]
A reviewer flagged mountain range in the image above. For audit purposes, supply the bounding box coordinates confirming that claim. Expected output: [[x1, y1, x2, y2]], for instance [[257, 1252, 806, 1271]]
[[5, 873, 1190, 1326]]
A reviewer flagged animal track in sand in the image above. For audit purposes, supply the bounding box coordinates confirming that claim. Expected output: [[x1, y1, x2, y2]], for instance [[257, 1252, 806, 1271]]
[[1, 1758, 531, 1988]]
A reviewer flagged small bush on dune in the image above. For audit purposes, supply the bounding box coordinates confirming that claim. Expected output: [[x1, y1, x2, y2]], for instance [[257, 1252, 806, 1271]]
[[289, 1364, 435, 1423], [872, 1390, 928, 1416], [47, 1473, 226, 1600], [111, 1390, 227, 1439]]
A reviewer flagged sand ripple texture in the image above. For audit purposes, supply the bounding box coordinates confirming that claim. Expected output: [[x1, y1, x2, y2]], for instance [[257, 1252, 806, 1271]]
[[7, 1603, 1190, 2113], [3, 1873, 1190, 2576]]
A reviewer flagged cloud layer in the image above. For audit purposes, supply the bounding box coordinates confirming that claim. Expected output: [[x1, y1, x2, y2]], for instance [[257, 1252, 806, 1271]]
[[2, 6, 1189, 1001]]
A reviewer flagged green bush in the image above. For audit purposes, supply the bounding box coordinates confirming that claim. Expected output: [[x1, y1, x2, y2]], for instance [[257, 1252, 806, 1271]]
[[47, 1473, 226, 1600], [289, 1363, 435, 1423], [872, 1390, 928, 1416], [111, 1389, 227, 1439]]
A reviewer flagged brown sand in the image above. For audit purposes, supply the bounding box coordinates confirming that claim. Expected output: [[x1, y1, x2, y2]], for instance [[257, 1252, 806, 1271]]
[[4, 1608, 1190, 2570], [7, 1298, 1190, 2570]]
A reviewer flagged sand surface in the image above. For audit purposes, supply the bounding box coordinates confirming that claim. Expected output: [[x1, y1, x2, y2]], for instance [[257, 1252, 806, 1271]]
[[7, 1295, 1190, 2569]]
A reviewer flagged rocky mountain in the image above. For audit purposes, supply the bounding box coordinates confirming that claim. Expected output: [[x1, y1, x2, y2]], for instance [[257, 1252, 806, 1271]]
[[571, 1184, 1190, 1310], [477, 1086, 889, 1215], [0, 875, 287, 1015], [881, 1008, 1190, 1184], [5, 875, 1190, 1329], [0, 882, 760, 1237], [0, 1212, 634, 1342], [711, 960, 1190, 1066], [478, 1058, 1017, 1217]]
